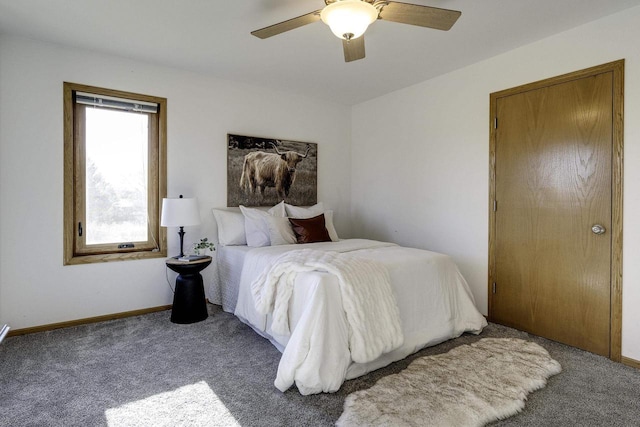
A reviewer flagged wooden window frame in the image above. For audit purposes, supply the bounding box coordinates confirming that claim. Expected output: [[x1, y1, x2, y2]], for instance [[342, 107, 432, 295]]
[[63, 82, 167, 265]]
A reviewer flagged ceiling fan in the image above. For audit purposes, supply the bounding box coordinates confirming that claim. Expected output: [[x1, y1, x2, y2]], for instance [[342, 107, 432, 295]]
[[251, 0, 461, 63]]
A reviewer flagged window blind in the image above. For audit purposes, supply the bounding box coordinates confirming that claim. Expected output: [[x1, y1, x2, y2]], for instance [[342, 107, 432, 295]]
[[75, 92, 158, 113]]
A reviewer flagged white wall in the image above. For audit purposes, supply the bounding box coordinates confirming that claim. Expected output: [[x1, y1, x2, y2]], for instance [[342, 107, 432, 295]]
[[0, 36, 352, 330], [351, 6, 640, 360]]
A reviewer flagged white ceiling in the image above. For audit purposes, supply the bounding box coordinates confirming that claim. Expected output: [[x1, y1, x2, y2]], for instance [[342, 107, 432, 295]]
[[1, 0, 640, 105]]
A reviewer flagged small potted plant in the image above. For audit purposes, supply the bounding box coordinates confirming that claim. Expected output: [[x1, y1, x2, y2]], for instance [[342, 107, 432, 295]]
[[192, 238, 216, 255]]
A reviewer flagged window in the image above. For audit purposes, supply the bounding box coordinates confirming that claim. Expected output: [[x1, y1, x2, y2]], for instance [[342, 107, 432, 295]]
[[63, 82, 167, 264]]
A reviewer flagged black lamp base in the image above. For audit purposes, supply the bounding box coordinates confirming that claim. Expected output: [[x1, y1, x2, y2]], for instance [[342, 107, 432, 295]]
[[178, 226, 186, 257]]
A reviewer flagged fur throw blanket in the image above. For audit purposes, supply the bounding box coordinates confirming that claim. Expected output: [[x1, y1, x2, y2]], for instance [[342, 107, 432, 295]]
[[251, 249, 403, 363]]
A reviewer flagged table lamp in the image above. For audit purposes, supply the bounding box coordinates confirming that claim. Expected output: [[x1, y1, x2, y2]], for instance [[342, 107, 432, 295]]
[[161, 195, 201, 257]]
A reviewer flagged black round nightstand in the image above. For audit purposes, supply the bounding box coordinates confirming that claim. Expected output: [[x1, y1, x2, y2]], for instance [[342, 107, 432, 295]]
[[166, 256, 212, 324]]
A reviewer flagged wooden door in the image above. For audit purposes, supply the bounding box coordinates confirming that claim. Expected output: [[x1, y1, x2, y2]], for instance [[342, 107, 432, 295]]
[[489, 61, 624, 359]]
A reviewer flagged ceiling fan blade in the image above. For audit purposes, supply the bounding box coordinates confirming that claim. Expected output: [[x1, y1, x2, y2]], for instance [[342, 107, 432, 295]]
[[251, 10, 322, 39], [343, 36, 366, 63], [379, 2, 461, 31]]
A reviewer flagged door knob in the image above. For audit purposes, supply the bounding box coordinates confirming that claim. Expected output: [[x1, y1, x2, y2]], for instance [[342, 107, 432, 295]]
[[591, 224, 606, 235]]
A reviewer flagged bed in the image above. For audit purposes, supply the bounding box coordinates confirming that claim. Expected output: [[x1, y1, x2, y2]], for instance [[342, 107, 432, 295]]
[[210, 206, 487, 395]]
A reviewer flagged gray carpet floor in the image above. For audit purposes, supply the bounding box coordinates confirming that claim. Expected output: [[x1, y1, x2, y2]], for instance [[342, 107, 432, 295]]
[[1, 304, 639, 426]]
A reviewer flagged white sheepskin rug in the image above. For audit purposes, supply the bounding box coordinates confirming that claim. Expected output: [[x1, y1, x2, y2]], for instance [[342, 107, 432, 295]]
[[337, 338, 561, 427]]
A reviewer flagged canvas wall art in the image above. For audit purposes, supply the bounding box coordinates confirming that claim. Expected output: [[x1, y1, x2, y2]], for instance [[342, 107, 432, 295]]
[[227, 134, 318, 207]]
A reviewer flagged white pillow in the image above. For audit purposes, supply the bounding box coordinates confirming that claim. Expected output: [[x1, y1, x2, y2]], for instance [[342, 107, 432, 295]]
[[285, 202, 324, 218], [211, 209, 247, 246], [266, 216, 297, 245], [240, 203, 286, 247], [270, 200, 286, 217], [323, 210, 340, 242], [285, 202, 339, 242]]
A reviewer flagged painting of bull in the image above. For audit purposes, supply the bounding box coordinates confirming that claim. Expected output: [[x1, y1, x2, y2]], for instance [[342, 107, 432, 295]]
[[227, 134, 317, 207], [240, 142, 311, 199]]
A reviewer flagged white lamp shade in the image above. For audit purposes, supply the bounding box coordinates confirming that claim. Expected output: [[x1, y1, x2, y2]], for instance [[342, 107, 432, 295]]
[[321, 0, 378, 40], [161, 197, 201, 227]]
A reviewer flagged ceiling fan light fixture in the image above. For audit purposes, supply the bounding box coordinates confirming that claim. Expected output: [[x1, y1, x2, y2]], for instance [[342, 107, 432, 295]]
[[320, 0, 378, 40]]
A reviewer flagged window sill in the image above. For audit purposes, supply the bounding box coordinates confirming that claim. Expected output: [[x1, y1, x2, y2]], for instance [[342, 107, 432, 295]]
[[64, 249, 167, 265]]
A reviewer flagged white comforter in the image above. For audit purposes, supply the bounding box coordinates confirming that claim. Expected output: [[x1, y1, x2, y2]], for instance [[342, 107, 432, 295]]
[[234, 239, 487, 395]]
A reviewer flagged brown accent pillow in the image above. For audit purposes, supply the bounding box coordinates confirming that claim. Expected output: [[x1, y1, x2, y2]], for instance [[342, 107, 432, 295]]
[[288, 214, 332, 244]]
